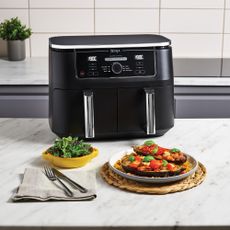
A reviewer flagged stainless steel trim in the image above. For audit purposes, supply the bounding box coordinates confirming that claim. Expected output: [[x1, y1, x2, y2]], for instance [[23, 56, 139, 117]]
[[50, 42, 170, 49], [145, 89, 156, 135], [83, 90, 95, 138]]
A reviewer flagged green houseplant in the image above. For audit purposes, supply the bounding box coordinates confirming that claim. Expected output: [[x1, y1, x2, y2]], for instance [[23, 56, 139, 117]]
[[0, 17, 32, 61]]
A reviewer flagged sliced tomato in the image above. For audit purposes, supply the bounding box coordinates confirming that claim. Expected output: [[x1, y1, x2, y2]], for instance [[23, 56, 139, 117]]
[[129, 161, 140, 168], [156, 146, 168, 155], [139, 144, 158, 155], [140, 146, 151, 154], [150, 160, 162, 170], [135, 155, 142, 162], [141, 146, 149, 152], [167, 163, 175, 171]]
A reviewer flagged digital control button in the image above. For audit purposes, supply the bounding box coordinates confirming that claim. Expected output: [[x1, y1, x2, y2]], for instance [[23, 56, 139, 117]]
[[79, 70, 85, 77], [140, 70, 146, 74], [136, 61, 144, 66], [111, 62, 123, 75], [89, 67, 97, 71], [102, 65, 110, 73], [135, 70, 146, 75], [89, 62, 97, 66], [87, 71, 99, 77]]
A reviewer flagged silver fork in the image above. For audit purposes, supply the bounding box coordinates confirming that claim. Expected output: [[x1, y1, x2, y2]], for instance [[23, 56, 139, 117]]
[[43, 166, 73, 197]]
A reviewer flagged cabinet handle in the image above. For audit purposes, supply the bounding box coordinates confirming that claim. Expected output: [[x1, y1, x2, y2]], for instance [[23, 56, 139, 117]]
[[145, 89, 156, 135], [83, 90, 95, 138]]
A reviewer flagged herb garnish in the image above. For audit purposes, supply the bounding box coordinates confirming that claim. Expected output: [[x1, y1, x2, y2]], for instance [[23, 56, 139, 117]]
[[47, 136, 92, 158]]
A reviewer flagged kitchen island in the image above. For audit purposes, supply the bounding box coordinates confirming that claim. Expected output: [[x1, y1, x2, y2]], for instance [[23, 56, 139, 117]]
[[0, 118, 230, 230]]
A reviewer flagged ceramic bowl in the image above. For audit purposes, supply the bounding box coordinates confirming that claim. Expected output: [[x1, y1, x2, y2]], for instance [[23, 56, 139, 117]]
[[42, 148, 98, 168]]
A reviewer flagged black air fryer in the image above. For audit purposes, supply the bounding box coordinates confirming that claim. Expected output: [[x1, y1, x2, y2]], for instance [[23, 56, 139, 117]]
[[49, 34, 174, 139]]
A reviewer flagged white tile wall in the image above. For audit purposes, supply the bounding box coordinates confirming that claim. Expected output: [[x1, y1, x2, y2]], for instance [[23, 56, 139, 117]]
[[223, 34, 230, 58], [0, 0, 28, 8], [225, 10, 230, 33], [95, 0, 159, 9], [0, 0, 229, 59], [29, 0, 94, 9], [0, 9, 28, 26], [161, 9, 223, 33], [95, 9, 159, 33], [162, 33, 222, 58], [30, 33, 92, 56], [226, 0, 230, 9], [30, 9, 94, 33], [161, 0, 224, 9], [30, 34, 56, 57]]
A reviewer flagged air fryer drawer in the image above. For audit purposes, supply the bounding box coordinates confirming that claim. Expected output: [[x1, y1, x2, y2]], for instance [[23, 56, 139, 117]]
[[51, 88, 117, 137], [117, 86, 174, 135], [52, 89, 84, 136], [118, 88, 145, 132], [93, 88, 117, 134]]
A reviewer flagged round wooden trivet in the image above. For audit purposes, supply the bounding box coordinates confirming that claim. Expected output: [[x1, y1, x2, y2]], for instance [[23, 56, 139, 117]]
[[100, 162, 206, 194]]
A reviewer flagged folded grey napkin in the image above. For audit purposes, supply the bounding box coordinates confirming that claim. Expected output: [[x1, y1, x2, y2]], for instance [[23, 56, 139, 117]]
[[12, 168, 97, 201]]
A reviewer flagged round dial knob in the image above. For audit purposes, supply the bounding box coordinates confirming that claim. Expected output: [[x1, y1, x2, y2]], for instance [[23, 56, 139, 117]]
[[111, 62, 123, 75]]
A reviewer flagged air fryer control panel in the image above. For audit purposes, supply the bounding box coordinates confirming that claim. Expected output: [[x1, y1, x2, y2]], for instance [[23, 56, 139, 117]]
[[76, 48, 155, 78]]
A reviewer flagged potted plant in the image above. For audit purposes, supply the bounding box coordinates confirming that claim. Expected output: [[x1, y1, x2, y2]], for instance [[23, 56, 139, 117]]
[[0, 17, 32, 61]]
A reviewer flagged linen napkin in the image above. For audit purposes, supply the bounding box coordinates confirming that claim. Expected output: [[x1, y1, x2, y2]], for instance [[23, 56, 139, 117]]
[[12, 168, 97, 201]]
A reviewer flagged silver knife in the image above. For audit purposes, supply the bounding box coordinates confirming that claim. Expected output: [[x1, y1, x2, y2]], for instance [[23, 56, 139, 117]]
[[52, 168, 88, 193]]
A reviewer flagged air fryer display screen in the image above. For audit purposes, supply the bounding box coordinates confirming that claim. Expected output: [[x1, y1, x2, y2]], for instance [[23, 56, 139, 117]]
[[76, 48, 156, 78]]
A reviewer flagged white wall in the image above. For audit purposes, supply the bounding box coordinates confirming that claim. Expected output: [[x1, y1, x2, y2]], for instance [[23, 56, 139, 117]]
[[0, 0, 229, 59]]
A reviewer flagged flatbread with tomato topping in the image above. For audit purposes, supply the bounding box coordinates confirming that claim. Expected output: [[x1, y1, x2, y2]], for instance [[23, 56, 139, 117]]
[[133, 140, 187, 164], [114, 140, 191, 178]]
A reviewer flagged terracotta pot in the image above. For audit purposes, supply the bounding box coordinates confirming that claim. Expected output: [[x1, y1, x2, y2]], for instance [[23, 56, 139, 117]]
[[7, 40, 25, 61]]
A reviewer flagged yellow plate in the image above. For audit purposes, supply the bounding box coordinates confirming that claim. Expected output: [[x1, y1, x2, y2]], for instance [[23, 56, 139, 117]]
[[42, 148, 98, 168]]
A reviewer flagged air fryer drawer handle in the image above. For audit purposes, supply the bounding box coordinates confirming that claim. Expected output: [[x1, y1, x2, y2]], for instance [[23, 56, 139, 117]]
[[83, 90, 95, 138], [145, 89, 156, 135]]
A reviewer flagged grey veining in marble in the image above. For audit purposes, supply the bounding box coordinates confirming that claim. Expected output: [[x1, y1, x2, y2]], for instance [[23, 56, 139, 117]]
[[0, 118, 230, 229]]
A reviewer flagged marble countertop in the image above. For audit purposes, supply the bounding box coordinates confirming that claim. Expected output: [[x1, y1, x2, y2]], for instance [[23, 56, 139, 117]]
[[0, 58, 48, 85], [1, 57, 230, 86], [0, 118, 230, 229]]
